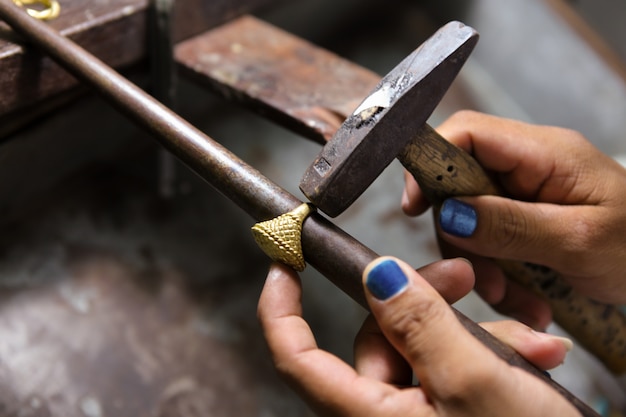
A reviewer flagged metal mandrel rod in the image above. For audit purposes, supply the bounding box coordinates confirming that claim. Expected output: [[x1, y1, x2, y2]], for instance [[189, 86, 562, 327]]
[[0, 2, 601, 415]]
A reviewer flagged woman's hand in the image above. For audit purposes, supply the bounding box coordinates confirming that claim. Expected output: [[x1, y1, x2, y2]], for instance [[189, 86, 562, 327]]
[[258, 258, 578, 417], [402, 111, 626, 325]]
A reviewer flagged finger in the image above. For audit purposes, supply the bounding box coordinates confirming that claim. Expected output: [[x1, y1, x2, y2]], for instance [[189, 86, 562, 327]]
[[414, 258, 475, 304], [437, 247, 552, 332], [258, 263, 417, 416], [408, 111, 590, 214], [467, 257, 508, 304], [362, 257, 499, 395], [436, 195, 598, 275], [436, 111, 559, 200], [354, 259, 474, 386], [257, 263, 316, 364], [354, 315, 412, 385], [492, 280, 553, 331], [436, 239, 507, 305], [479, 321, 573, 370], [436, 239, 552, 329], [402, 170, 431, 216], [437, 110, 618, 205], [362, 258, 580, 415]]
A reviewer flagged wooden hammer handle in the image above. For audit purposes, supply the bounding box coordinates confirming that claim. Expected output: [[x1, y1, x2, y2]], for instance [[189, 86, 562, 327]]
[[398, 123, 626, 375]]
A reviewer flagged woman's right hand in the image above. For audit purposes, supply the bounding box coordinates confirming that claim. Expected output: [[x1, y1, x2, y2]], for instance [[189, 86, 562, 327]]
[[402, 111, 626, 326]]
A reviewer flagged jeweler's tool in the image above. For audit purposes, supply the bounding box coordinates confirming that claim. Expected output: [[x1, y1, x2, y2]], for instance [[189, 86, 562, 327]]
[[0, 2, 604, 413], [300, 21, 485, 216]]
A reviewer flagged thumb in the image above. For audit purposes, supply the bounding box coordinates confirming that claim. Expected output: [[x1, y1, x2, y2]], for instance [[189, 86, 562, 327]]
[[363, 257, 581, 415], [436, 196, 583, 272], [362, 257, 499, 396]]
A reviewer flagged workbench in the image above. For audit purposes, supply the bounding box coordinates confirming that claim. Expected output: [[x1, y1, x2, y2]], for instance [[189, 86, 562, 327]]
[[0, 0, 624, 415]]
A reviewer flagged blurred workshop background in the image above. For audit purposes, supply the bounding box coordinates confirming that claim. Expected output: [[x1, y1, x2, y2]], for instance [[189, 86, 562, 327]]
[[0, 0, 624, 416]]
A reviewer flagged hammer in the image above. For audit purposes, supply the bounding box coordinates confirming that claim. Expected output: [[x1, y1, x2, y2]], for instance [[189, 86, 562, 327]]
[[300, 21, 626, 375]]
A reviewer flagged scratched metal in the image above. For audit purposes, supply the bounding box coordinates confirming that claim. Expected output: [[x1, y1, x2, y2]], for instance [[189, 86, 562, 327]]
[[175, 15, 380, 145]]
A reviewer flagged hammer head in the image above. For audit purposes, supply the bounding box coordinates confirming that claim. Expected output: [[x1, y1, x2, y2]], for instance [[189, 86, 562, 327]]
[[300, 21, 478, 217]]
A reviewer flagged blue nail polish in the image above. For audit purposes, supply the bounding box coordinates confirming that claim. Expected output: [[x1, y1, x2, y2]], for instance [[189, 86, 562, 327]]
[[366, 260, 409, 300], [439, 199, 477, 237]]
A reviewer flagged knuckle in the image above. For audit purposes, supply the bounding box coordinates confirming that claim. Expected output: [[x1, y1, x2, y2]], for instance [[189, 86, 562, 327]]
[[387, 298, 433, 336], [568, 216, 594, 248], [273, 359, 291, 378], [385, 296, 447, 352], [434, 362, 500, 405], [273, 352, 309, 384], [273, 360, 295, 385], [541, 125, 585, 145], [555, 127, 587, 145], [489, 203, 528, 251], [557, 215, 601, 269], [450, 109, 480, 124]]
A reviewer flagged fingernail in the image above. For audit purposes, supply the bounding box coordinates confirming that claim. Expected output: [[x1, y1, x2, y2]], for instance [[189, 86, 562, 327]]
[[401, 188, 409, 209], [532, 330, 574, 352], [366, 259, 409, 301], [559, 337, 574, 352], [439, 199, 477, 237]]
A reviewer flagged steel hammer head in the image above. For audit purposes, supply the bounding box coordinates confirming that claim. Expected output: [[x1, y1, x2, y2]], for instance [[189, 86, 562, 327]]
[[300, 21, 478, 217]]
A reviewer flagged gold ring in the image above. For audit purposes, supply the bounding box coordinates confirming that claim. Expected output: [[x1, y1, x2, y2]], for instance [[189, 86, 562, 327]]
[[251, 203, 315, 272], [13, 0, 61, 20]]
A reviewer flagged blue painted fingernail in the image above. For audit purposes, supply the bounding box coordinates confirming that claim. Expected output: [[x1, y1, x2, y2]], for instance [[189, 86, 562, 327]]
[[366, 259, 409, 300], [439, 199, 477, 237]]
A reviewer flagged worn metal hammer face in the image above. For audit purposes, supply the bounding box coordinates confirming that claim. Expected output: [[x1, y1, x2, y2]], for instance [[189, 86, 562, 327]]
[[300, 22, 478, 217]]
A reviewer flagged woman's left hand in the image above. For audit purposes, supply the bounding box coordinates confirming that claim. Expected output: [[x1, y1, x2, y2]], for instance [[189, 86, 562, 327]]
[[257, 258, 578, 417]]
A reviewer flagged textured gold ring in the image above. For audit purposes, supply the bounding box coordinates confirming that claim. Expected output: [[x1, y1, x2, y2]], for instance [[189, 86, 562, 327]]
[[251, 203, 315, 272]]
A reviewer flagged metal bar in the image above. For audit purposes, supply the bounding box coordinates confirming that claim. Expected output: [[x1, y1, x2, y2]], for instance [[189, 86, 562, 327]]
[[0, 3, 600, 414], [148, 0, 178, 198]]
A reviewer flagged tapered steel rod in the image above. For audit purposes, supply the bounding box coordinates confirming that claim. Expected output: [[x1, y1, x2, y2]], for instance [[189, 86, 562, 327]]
[[0, 2, 599, 415]]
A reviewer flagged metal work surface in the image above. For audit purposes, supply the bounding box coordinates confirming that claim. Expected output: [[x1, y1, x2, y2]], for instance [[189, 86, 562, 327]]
[[176, 15, 378, 145], [0, 0, 279, 118]]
